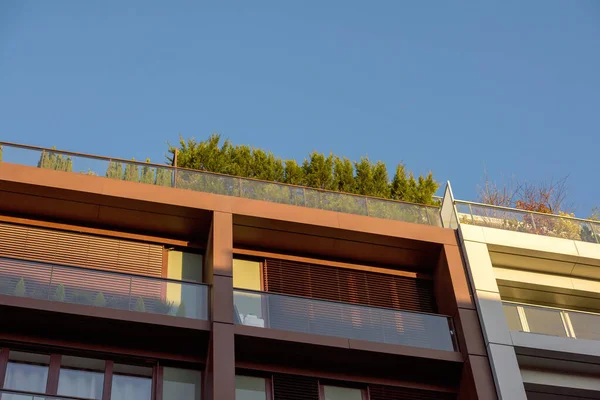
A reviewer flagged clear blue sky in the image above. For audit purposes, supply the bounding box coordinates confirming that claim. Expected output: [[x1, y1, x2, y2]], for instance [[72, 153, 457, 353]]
[[1, 1, 599, 215]]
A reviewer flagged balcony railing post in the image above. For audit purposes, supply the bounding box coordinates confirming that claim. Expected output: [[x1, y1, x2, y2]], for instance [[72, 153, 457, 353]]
[[303, 188, 307, 207], [562, 311, 577, 338], [365, 197, 370, 217], [468, 203, 474, 223]]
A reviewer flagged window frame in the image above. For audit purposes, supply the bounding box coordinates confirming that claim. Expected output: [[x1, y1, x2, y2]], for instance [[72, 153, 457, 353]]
[[0, 346, 196, 400], [319, 383, 369, 400], [234, 372, 273, 400]]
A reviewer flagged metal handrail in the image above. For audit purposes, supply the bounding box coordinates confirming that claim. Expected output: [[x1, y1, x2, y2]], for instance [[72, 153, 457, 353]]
[[0, 141, 440, 211], [455, 199, 600, 226], [234, 288, 452, 319]]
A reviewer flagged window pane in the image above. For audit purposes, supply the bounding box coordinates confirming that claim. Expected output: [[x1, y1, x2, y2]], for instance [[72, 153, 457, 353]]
[[523, 306, 567, 337], [233, 259, 261, 290], [503, 304, 522, 331], [323, 386, 363, 400], [58, 356, 105, 400], [111, 364, 152, 400], [4, 351, 49, 393], [235, 376, 266, 400], [163, 367, 202, 400]]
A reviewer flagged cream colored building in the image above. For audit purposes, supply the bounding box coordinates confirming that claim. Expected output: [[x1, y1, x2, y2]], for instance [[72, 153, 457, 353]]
[[441, 183, 600, 400]]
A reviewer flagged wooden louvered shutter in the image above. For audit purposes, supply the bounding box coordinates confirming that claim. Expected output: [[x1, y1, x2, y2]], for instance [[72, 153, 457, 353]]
[[0, 222, 163, 277], [272, 374, 319, 400], [263, 258, 436, 313], [369, 385, 457, 400]]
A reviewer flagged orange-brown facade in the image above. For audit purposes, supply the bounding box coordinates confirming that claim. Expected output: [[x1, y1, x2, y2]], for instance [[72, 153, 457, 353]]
[[0, 162, 496, 399]]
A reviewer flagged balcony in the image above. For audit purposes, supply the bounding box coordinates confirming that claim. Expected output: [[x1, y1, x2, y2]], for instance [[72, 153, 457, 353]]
[[0, 142, 441, 227], [0, 256, 209, 321], [503, 301, 600, 340], [233, 289, 457, 352], [455, 200, 600, 244]]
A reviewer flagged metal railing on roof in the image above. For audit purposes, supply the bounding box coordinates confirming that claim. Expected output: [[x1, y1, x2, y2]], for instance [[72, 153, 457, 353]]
[[0, 142, 442, 226], [455, 200, 600, 244]]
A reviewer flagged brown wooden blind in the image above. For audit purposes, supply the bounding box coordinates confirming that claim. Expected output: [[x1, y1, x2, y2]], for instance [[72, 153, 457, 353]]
[[263, 258, 436, 313], [369, 385, 456, 400], [0, 222, 163, 277], [272, 374, 319, 400]]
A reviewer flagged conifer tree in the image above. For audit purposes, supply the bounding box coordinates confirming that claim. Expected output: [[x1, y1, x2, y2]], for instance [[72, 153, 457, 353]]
[[93, 292, 106, 307], [333, 157, 355, 193], [123, 159, 140, 182], [106, 161, 123, 179], [134, 296, 146, 312], [303, 152, 334, 190], [14, 278, 26, 297], [53, 284, 66, 302], [284, 160, 305, 185], [140, 159, 155, 184], [155, 168, 172, 187], [354, 157, 374, 195], [372, 161, 390, 198]]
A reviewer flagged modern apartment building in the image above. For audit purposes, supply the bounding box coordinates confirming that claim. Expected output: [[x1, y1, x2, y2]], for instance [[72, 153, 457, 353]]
[[0, 142, 497, 400], [443, 185, 600, 400]]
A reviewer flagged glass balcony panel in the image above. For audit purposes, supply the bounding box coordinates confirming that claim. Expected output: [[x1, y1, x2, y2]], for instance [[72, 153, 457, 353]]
[[521, 306, 567, 337], [567, 311, 600, 340], [233, 289, 455, 352], [0, 257, 208, 321], [503, 304, 522, 331], [455, 201, 599, 243]]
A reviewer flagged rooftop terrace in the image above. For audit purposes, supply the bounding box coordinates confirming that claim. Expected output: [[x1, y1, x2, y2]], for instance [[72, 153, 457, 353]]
[[0, 142, 442, 226]]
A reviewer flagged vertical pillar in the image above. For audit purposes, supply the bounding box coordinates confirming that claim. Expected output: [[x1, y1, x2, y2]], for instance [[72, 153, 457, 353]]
[[203, 211, 235, 400], [434, 244, 498, 400], [458, 227, 528, 400]]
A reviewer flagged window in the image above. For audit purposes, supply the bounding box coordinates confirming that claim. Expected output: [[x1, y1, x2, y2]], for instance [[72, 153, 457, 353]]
[[322, 385, 363, 400], [233, 259, 265, 327], [167, 250, 204, 319], [111, 364, 152, 400], [163, 367, 202, 400], [236, 375, 267, 400], [3, 351, 49, 394], [58, 356, 105, 399]]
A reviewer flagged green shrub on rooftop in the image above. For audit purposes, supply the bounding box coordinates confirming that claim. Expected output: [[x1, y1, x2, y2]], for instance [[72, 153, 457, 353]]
[[167, 134, 439, 205]]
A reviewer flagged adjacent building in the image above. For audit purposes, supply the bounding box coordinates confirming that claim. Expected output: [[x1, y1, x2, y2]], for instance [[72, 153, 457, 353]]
[[443, 184, 600, 400], [0, 143, 496, 399]]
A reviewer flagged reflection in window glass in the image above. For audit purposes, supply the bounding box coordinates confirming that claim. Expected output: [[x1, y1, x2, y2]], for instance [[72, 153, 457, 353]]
[[4, 351, 49, 393], [163, 367, 202, 400], [235, 375, 266, 400], [111, 364, 152, 400], [323, 386, 363, 400], [58, 356, 105, 400]]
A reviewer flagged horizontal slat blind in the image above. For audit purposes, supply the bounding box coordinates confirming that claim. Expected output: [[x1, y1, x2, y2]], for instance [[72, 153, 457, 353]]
[[272, 374, 319, 400], [369, 385, 456, 400], [264, 259, 436, 313], [0, 222, 163, 277]]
